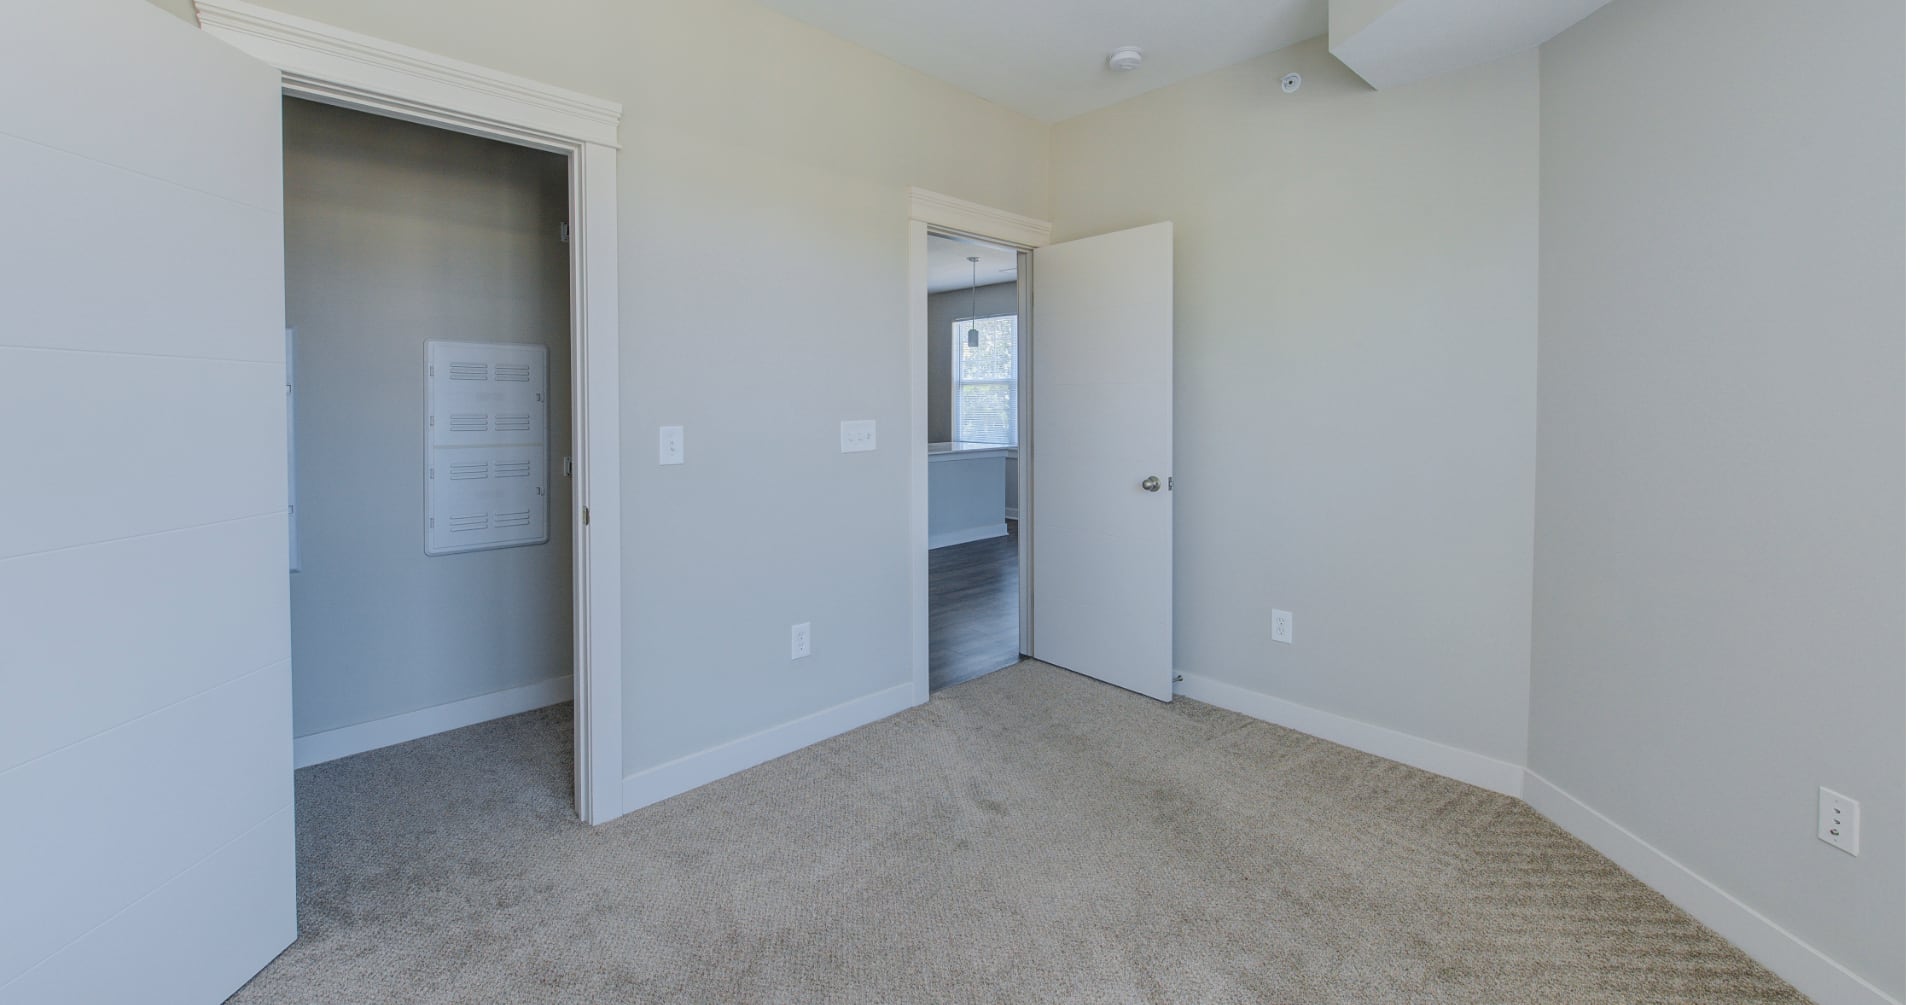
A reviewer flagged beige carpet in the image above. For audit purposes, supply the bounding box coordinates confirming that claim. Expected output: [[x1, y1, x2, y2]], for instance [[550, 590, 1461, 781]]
[[228, 661, 1807, 1004]]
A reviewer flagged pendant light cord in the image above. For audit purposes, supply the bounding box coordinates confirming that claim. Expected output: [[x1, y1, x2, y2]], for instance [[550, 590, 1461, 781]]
[[966, 257, 982, 349], [970, 257, 979, 321]]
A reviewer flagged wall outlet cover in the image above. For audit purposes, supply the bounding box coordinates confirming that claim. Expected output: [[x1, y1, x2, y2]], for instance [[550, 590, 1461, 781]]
[[790, 622, 812, 660], [659, 425, 684, 465], [1271, 609, 1293, 644], [840, 419, 877, 453]]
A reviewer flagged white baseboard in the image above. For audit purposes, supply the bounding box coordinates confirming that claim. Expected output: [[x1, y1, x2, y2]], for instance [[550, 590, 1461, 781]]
[[292, 674, 572, 769], [1524, 772, 1897, 1005], [622, 681, 918, 813], [1004, 508, 1021, 521], [1172, 673, 1526, 797], [930, 522, 1008, 549], [1173, 676, 1889, 1005]]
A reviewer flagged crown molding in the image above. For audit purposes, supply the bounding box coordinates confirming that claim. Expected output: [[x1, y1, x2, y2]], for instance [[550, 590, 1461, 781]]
[[194, 0, 622, 148], [909, 188, 1052, 249]]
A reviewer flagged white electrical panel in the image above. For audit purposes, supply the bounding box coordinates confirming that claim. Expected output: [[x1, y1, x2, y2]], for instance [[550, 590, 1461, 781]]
[[424, 340, 549, 556]]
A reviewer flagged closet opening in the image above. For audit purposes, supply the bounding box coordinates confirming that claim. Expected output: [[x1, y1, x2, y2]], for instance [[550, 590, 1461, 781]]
[[283, 96, 576, 808]]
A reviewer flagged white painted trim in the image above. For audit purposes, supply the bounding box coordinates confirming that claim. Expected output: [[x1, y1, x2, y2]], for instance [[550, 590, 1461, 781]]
[[1174, 671, 1889, 1004], [909, 188, 1052, 250], [1015, 253, 1034, 658], [293, 675, 572, 768], [1524, 772, 1898, 1005], [906, 221, 932, 708], [909, 195, 1050, 700], [570, 144, 625, 826], [930, 523, 1009, 549], [1005, 507, 1021, 521], [1173, 673, 1526, 797], [193, 0, 620, 148], [195, 1, 626, 825], [623, 682, 917, 812]]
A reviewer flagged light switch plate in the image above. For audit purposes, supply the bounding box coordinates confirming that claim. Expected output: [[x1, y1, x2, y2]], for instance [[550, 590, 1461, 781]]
[[840, 419, 877, 453], [659, 425, 684, 465], [1817, 787, 1860, 856]]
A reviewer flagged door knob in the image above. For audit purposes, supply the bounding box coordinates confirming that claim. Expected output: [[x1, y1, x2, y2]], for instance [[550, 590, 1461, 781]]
[[1141, 476, 1161, 492]]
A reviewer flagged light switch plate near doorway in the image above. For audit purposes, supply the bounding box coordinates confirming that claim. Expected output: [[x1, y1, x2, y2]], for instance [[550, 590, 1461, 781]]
[[1818, 787, 1860, 856], [840, 419, 877, 453]]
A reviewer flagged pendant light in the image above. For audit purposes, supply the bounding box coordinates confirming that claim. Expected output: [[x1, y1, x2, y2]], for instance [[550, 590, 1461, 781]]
[[965, 257, 982, 348]]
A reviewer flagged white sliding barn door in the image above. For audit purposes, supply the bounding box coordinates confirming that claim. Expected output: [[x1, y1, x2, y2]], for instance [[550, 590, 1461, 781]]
[[0, 3, 296, 1002], [1030, 222, 1175, 701]]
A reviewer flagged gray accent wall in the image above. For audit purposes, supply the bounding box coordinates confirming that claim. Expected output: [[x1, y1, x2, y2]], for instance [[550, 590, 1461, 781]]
[[928, 281, 1017, 444], [283, 98, 573, 738], [1050, 40, 1541, 765], [1532, 0, 1904, 996]]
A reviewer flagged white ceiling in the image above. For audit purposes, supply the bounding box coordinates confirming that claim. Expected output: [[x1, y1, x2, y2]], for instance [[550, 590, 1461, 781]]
[[929, 234, 1019, 294], [1331, 0, 1616, 90], [753, 0, 1329, 122]]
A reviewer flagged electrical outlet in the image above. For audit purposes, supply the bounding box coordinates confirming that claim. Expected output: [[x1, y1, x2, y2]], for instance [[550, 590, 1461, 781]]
[[840, 419, 877, 453], [1270, 609, 1293, 644], [1817, 787, 1859, 856], [658, 425, 684, 465], [790, 622, 811, 660]]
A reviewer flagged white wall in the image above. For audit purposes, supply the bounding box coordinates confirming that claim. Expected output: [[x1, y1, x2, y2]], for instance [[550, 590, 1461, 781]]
[[282, 98, 573, 739], [928, 452, 1009, 548], [1050, 39, 1541, 766], [1532, 0, 1904, 998], [155, 0, 1052, 779]]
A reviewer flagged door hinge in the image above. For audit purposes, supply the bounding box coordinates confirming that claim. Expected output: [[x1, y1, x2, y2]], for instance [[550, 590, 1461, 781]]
[[561, 223, 570, 244], [582, 506, 590, 525]]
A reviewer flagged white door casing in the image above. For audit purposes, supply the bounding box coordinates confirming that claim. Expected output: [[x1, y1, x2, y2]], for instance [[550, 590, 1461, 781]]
[[906, 189, 1052, 704], [193, 0, 627, 825], [1031, 223, 1176, 701], [0, 1, 296, 1001]]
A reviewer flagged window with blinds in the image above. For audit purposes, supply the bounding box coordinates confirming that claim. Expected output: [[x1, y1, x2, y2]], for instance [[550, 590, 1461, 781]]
[[952, 314, 1018, 445]]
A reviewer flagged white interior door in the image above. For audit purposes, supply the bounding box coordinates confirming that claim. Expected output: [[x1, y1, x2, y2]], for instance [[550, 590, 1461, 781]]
[[0, 3, 296, 1002], [1031, 222, 1174, 700]]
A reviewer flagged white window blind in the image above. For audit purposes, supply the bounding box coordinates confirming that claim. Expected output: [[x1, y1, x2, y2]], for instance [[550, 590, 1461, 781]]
[[952, 314, 1018, 445]]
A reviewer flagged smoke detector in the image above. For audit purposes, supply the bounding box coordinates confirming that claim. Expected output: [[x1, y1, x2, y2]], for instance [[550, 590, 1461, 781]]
[[1281, 72, 1302, 93], [1107, 47, 1144, 72]]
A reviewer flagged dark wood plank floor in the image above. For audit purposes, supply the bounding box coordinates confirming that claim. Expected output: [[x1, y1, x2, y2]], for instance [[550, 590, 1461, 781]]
[[929, 524, 1020, 692]]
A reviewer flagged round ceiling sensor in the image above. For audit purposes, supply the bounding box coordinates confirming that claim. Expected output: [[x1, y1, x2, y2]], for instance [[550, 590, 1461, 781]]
[[1281, 72, 1302, 93], [1108, 47, 1144, 72]]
